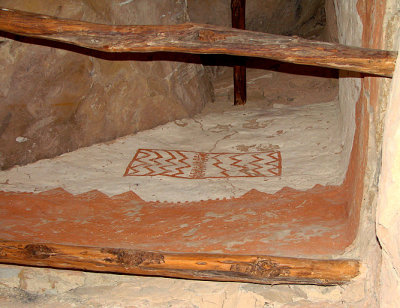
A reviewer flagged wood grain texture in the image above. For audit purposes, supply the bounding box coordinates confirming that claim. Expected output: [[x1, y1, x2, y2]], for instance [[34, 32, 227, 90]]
[[232, 0, 247, 105], [0, 240, 359, 285], [0, 7, 396, 77], [233, 64, 246, 105]]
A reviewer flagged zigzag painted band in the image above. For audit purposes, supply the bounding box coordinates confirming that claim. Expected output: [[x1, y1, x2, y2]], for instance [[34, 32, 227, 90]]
[[124, 149, 282, 179]]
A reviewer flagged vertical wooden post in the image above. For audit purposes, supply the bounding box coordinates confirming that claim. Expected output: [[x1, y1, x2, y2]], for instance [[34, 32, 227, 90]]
[[231, 0, 246, 105]]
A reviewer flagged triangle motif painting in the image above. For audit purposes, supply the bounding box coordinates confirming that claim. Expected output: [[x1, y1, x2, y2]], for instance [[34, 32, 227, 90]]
[[124, 149, 282, 179]]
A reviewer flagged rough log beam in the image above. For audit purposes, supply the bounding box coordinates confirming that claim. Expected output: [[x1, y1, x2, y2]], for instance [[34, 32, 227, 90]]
[[0, 240, 359, 285], [232, 0, 246, 105], [0, 7, 396, 77]]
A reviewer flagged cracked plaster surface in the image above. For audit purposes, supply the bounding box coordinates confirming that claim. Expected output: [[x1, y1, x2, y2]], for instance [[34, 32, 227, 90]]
[[0, 100, 345, 202]]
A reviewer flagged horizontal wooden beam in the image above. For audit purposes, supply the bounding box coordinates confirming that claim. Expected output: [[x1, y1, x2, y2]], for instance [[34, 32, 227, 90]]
[[0, 7, 396, 77], [0, 240, 359, 285]]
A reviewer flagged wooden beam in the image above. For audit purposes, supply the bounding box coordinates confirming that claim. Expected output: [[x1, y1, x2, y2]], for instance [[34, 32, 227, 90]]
[[232, 0, 246, 105], [0, 7, 396, 77], [0, 240, 359, 285]]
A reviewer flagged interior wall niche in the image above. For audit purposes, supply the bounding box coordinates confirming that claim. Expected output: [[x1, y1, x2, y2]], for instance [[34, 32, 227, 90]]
[[1, 0, 399, 306]]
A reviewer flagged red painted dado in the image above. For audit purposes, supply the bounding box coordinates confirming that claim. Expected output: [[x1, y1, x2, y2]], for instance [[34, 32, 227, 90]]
[[0, 185, 350, 257]]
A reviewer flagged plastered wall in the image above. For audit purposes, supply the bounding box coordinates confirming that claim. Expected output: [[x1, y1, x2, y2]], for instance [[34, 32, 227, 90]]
[[377, 2, 400, 306], [335, 0, 400, 306], [378, 47, 400, 308]]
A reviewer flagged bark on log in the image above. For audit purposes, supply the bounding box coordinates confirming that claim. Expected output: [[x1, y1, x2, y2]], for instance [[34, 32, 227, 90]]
[[0, 7, 396, 77], [232, 0, 247, 105], [0, 240, 359, 285]]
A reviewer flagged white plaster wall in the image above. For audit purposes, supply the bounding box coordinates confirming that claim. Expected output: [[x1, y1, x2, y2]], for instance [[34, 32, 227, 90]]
[[334, 0, 362, 181], [377, 19, 400, 308], [384, 0, 400, 50]]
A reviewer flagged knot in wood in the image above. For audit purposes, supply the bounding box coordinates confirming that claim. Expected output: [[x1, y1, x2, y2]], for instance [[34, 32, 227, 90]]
[[230, 258, 290, 278], [24, 244, 56, 259], [102, 248, 165, 267], [198, 30, 227, 43]]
